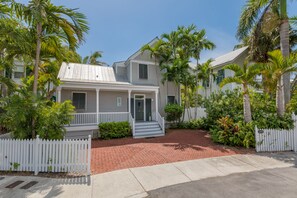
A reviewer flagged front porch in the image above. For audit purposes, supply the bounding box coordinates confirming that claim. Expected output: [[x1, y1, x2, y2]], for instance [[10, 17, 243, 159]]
[[57, 84, 165, 138]]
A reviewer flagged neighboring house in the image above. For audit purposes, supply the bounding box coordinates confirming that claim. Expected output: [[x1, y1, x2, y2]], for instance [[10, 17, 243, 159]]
[[57, 38, 180, 139], [11, 60, 26, 85], [198, 47, 249, 98]]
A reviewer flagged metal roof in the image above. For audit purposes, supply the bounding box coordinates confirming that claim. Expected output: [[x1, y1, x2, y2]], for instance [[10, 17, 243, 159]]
[[58, 62, 129, 84], [211, 46, 248, 67]]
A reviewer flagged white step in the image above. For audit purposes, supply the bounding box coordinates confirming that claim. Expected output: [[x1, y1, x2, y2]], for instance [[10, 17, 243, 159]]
[[135, 122, 158, 126], [135, 125, 160, 130], [134, 131, 164, 139], [135, 127, 161, 132]]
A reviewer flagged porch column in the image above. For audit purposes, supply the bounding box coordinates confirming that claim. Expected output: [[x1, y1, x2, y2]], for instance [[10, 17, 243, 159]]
[[96, 88, 100, 123], [155, 90, 158, 115], [128, 89, 131, 113], [57, 87, 61, 103]]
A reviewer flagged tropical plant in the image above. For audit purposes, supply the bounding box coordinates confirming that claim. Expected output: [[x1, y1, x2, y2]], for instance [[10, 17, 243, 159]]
[[13, 0, 89, 96], [220, 62, 262, 122], [266, 50, 297, 116], [237, 0, 297, 104], [0, 87, 75, 139], [82, 51, 106, 65]]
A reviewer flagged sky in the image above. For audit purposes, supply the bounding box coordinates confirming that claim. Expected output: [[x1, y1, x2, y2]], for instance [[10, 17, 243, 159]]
[[17, 0, 297, 65]]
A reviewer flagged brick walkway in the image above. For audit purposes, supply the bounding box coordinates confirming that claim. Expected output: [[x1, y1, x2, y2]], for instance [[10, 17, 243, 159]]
[[91, 129, 253, 174]]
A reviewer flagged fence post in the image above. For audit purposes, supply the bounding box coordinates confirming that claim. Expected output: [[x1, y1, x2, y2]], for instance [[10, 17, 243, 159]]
[[34, 135, 40, 175], [87, 135, 91, 175], [255, 126, 258, 152]]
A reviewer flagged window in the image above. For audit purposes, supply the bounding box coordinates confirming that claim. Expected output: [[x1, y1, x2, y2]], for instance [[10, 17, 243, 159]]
[[167, 96, 176, 104], [216, 69, 225, 84], [14, 72, 24, 79], [139, 64, 148, 79], [117, 97, 122, 107], [72, 92, 86, 110], [202, 79, 210, 88]]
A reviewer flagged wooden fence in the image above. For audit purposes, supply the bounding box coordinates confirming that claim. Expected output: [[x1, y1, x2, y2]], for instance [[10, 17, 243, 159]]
[[0, 135, 91, 175], [255, 115, 297, 152]]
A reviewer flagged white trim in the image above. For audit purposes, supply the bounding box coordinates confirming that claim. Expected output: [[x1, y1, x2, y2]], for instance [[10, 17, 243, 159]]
[[126, 37, 159, 61], [61, 82, 159, 91], [131, 60, 157, 65], [72, 91, 88, 111], [130, 61, 132, 83], [134, 94, 146, 122]]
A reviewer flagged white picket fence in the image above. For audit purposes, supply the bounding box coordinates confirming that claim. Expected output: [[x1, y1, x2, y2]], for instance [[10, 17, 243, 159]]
[[255, 115, 297, 152], [0, 135, 91, 175]]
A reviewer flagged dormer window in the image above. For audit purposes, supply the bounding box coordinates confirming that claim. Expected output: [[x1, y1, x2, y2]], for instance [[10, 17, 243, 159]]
[[139, 64, 148, 79]]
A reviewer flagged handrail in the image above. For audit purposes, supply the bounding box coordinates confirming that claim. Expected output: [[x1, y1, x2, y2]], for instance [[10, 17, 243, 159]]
[[129, 113, 135, 136], [156, 112, 165, 134]]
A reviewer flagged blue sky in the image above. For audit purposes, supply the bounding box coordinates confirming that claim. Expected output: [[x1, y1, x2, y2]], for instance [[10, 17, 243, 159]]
[[17, 0, 297, 65]]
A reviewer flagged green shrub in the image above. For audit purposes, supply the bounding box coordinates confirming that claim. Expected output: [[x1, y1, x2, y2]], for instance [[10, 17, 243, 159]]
[[174, 119, 205, 129], [99, 121, 131, 140], [204, 89, 294, 148], [0, 89, 74, 140], [164, 103, 183, 123]]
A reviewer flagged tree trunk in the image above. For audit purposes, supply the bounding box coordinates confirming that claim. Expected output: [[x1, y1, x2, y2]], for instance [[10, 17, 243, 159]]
[[243, 84, 252, 123], [276, 77, 285, 116], [280, 17, 290, 105], [32, 22, 42, 139], [33, 22, 42, 95]]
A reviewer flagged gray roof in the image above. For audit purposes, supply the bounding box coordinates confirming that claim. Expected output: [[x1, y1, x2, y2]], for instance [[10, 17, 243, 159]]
[[211, 47, 248, 67], [58, 62, 129, 84]]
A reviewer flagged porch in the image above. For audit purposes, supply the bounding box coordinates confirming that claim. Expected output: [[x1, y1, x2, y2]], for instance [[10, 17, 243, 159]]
[[57, 85, 165, 138]]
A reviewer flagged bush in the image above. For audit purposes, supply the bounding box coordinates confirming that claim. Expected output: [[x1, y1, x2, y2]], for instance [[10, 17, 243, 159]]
[[204, 89, 294, 148], [99, 121, 131, 140], [174, 119, 205, 129], [164, 103, 183, 123], [0, 89, 74, 140]]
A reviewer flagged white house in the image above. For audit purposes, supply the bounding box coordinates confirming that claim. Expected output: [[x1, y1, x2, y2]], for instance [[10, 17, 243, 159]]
[[198, 47, 249, 98], [57, 38, 180, 139]]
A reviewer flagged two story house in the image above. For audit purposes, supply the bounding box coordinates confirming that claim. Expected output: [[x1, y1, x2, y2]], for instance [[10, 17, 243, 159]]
[[57, 38, 180, 139]]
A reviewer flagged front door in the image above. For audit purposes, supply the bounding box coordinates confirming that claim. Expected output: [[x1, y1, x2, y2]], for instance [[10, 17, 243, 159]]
[[135, 99, 145, 121]]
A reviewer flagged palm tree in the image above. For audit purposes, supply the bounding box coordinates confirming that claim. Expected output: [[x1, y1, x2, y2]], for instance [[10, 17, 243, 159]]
[[237, 0, 295, 104], [266, 50, 297, 116], [196, 59, 215, 98], [82, 51, 105, 65], [13, 0, 89, 95], [220, 63, 262, 122]]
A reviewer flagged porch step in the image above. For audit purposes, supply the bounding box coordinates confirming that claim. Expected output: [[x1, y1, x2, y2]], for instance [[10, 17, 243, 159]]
[[134, 130, 164, 139], [134, 121, 164, 139]]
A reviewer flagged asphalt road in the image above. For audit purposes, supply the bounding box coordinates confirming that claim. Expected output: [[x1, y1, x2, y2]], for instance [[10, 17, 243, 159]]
[[146, 167, 297, 198]]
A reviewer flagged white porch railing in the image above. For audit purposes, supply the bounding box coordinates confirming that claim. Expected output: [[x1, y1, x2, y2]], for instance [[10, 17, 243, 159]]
[[70, 112, 130, 126], [70, 113, 97, 126], [157, 112, 165, 134], [129, 113, 135, 136], [99, 112, 129, 123]]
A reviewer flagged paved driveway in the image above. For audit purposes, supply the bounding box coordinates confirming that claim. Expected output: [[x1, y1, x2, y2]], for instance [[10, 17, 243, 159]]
[[91, 129, 252, 174]]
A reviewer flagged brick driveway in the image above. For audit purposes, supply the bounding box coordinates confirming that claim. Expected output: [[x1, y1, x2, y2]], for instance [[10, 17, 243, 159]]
[[91, 129, 253, 174]]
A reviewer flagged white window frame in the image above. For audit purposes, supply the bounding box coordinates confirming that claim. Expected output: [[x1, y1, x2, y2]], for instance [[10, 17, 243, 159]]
[[72, 91, 87, 111], [134, 94, 146, 121]]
